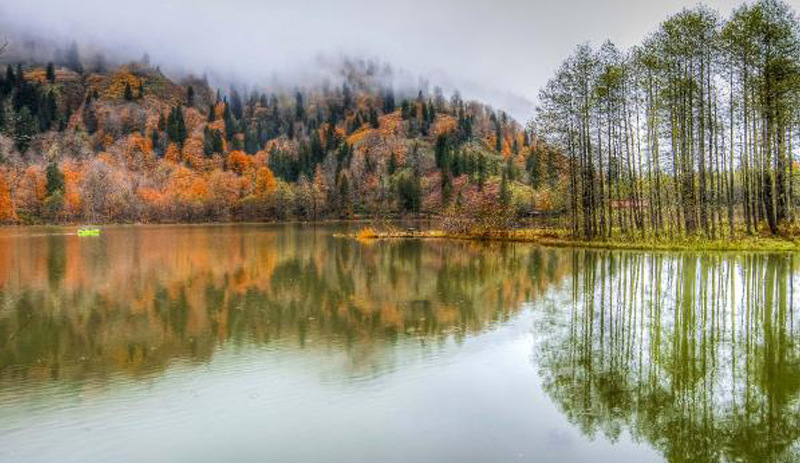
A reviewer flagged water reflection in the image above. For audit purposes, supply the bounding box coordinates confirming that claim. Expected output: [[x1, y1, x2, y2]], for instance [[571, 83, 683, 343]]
[[0, 224, 568, 386], [5, 226, 800, 462], [535, 250, 800, 463]]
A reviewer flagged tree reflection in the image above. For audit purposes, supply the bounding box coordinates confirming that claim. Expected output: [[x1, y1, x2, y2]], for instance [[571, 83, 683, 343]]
[[536, 250, 800, 463], [0, 225, 568, 385]]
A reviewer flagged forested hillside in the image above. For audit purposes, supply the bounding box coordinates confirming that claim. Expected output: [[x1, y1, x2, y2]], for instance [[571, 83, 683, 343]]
[[0, 44, 560, 224]]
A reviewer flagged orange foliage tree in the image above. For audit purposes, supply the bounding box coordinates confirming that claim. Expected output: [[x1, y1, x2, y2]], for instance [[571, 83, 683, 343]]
[[227, 151, 253, 175], [16, 166, 46, 219], [61, 161, 84, 218], [164, 143, 181, 164], [104, 71, 143, 100], [255, 166, 278, 198], [125, 132, 154, 171], [207, 170, 240, 217], [181, 137, 206, 170], [0, 170, 16, 223], [168, 166, 210, 217]]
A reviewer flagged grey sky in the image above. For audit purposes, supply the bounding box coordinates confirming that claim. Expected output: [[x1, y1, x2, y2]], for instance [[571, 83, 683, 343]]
[[2, 0, 800, 121]]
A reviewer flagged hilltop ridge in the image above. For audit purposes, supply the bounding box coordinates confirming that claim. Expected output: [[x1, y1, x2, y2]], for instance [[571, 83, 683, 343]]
[[0, 52, 563, 224]]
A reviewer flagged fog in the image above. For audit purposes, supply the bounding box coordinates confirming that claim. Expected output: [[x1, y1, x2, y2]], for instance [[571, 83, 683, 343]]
[[2, 0, 799, 122]]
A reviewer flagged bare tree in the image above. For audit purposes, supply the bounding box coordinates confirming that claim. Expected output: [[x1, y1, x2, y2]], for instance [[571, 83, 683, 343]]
[[538, 0, 800, 239]]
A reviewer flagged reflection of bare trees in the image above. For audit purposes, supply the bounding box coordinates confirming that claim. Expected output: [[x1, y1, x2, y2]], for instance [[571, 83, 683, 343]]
[[0, 226, 569, 385], [536, 250, 800, 463]]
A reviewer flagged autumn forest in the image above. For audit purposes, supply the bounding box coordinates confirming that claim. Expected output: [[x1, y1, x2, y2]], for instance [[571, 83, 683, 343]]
[[0, 39, 555, 225], [3, 0, 800, 244]]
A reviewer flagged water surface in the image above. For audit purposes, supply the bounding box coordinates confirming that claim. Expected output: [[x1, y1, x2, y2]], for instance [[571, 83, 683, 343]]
[[0, 224, 797, 462]]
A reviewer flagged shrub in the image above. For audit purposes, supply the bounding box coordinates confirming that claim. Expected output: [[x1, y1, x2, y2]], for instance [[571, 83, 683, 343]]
[[440, 185, 515, 234]]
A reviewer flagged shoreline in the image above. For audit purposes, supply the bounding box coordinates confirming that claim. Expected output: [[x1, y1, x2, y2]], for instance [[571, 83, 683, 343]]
[[0, 218, 432, 229], [349, 228, 800, 252], [5, 220, 799, 252]]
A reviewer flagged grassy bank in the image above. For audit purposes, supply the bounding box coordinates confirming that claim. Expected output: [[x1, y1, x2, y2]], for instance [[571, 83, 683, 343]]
[[351, 227, 800, 252]]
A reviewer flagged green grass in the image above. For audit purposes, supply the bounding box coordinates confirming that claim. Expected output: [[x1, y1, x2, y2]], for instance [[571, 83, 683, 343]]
[[350, 227, 800, 252]]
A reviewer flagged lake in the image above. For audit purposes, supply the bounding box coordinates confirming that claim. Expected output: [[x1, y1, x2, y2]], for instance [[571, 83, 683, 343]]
[[0, 224, 798, 463]]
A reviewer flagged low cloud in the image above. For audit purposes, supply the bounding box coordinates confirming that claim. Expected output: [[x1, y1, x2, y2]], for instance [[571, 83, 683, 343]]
[[0, 0, 786, 122]]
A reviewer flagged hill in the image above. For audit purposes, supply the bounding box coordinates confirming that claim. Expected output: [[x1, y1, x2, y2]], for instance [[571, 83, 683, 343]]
[[0, 53, 563, 224]]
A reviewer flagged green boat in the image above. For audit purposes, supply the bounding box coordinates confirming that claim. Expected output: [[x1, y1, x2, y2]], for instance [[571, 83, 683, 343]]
[[77, 228, 101, 237]]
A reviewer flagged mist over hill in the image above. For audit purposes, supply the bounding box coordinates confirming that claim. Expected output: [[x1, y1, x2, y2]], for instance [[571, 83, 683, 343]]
[[0, 22, 559, 225], [0, 3, 536, 121]]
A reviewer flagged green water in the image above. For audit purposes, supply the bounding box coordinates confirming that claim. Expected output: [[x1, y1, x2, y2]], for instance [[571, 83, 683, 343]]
[[0, 224, 797, 462]]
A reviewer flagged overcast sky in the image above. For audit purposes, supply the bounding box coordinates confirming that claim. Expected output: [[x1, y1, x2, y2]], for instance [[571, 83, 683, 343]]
[[2, 0, 800, 121]]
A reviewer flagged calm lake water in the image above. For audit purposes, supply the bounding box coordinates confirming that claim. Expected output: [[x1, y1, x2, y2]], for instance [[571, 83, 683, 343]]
[[0, 223, 798, 463]]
